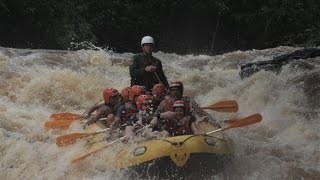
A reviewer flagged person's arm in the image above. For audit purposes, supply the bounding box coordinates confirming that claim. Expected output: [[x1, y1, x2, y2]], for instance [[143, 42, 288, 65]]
[[111, 105, 125, 129], [154, 100, 164, 117], [85, 106, 111, 125], [160, 111, 176, 120], [149, 117, 158, 127], [85, 103, 104, 118], [129, 55, 145, 77]]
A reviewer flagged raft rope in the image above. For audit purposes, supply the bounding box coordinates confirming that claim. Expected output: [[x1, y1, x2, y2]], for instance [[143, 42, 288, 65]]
[[158, 134, 226, 146]]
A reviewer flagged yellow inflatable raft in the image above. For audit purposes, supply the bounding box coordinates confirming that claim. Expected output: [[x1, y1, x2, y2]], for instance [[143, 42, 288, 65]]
[[82, 121, 233, 178]]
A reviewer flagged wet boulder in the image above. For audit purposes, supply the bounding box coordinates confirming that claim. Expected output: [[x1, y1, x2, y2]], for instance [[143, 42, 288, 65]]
[[240, 48, 320, 78]]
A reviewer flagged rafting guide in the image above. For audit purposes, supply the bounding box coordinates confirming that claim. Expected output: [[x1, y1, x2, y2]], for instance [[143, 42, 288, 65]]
[[129, 36, 169, 92]]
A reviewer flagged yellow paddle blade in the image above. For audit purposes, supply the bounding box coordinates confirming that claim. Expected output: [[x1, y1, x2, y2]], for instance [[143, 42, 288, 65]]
[[44, 119, 76, 130], [50, 112, 82, 120], [207, 113, 262, 134], [56, 128, 110, 147], [202, 100, 238, 112], [71, 137, 125, 163]]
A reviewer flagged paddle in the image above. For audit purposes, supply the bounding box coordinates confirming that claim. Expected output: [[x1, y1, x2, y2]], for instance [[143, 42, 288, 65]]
[[46, 112, 82, 130], [56, 128, 110, 147], [44, 119, 78, 130], [50, 112, 83, 121], [207, 113, 262, 135], [56, 121, 123, 147], [201, 100, 238, 112], [50, 101, 104, 121], [45, 100, 105, 129], [71, 113, 261, 163], [44, 117, 110, 130]]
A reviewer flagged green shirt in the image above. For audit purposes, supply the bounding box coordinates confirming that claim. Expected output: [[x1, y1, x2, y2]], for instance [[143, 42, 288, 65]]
[[129, 54, 169, 91]]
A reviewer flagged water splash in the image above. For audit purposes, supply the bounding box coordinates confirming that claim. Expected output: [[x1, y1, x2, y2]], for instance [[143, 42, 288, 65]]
[[0, 46, 319, 179]]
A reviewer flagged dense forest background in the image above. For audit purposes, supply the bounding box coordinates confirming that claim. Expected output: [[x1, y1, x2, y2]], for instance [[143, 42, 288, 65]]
[[1, 0, 320, 54]]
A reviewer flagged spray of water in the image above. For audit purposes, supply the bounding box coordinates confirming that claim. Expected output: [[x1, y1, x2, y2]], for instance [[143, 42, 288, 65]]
[[0, 46, 319, 179]]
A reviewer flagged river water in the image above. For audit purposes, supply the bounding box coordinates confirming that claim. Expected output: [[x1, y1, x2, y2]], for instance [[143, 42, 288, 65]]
[[0, 46, 319, 179]]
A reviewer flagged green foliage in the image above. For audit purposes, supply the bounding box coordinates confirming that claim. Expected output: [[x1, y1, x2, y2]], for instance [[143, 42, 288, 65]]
[[0, 0, 319, 53], [0, 1, 9, 15]]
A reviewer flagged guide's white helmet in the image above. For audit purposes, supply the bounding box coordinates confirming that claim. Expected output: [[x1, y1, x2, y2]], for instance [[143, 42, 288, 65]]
[[141, 36, 154, 46]]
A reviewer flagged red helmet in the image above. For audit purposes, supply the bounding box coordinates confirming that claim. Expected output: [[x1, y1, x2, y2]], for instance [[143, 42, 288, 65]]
[[173, 100, 186, 109], [120, 87, 131, 102], [129, 85, 146, 101], [152, 84, 165, 97], [136, 95, 152, 110], [169, 80, 183, 91], [103, 88, 119, 104]]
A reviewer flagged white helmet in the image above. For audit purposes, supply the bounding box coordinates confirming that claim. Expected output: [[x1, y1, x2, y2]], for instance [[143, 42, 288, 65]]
[[141, 36, 154, 46]]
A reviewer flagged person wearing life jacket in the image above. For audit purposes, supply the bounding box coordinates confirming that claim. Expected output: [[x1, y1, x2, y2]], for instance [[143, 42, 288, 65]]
[[157, 80, 209, 118], [162, 100, 204, 136], [111, 85, 145, 129], [129, 36, 169, 92], [124, 94, 159, 138], [85, 88, 120, 127], [157, 80, 185, 113]]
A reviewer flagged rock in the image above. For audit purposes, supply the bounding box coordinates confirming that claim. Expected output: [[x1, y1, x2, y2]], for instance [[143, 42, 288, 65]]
[[240, 48, 320, 78]]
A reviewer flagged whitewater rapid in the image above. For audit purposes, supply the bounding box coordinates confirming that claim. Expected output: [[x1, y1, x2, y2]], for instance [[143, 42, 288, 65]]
[[0, 46, 319, 179]]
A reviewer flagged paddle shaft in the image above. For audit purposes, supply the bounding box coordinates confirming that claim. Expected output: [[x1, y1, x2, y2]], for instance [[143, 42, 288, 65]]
[[86, 128, 110, 136], [56, 123, 129, 147], [56, 128, 111, 147], [71, 137, 125, 163], [206, 126, 229, 135]]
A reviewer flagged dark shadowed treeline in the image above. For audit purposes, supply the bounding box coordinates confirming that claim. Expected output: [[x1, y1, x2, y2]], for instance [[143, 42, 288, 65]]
[[1, 0, 320, 54]]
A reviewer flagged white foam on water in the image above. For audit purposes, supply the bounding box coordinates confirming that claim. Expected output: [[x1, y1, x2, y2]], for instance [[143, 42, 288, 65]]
[[0, 46, 319, 179]]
